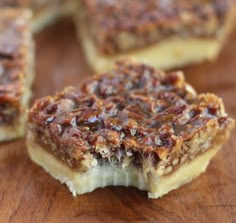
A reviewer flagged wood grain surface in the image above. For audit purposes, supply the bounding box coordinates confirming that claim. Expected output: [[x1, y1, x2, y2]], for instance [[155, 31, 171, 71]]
[[0, 19, 236, 223]]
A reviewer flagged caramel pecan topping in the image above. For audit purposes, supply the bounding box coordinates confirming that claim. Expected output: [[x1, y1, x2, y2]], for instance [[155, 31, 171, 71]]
[[28, 61, 234, 169]]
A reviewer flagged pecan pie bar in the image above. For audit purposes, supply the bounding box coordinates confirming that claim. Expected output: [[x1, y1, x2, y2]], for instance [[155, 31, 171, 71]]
[[0, 9, 34, 141], [0, 0, 77, 33], [27, 62, 234, 198], [76, 0, 236, 72]]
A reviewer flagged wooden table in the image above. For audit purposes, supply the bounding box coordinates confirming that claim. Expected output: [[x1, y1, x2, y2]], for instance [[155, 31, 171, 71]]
[[0, 19, 236, 223]]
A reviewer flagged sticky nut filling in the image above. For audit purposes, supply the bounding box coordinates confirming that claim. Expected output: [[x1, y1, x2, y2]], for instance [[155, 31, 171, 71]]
[[28, 62, 235, 175]]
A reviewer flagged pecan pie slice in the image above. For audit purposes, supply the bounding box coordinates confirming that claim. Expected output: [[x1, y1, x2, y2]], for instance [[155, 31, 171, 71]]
[[0, 9, 34, 141], [27, 62, 234, 198], [76, 0, 236, 72], [0, 0, 77, 33]]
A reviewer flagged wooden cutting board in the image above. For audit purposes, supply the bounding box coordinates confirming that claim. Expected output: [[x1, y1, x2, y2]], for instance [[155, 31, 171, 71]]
[[0, 19, 236, 223]]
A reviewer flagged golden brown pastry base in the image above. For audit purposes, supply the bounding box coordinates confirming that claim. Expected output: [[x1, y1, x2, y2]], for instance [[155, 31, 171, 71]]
[[76, 8, 236, 73], [27, 132, 222, 199]]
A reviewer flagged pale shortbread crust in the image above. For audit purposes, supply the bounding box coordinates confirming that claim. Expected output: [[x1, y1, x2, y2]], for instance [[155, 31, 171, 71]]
[[27, 132, 221, 199]]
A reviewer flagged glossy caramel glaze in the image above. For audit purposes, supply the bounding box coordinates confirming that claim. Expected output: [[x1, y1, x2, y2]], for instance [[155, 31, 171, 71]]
[[28, 61, 234, 169]]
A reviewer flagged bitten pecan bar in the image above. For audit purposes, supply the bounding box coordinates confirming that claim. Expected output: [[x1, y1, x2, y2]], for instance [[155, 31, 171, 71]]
[[27, 62, 234, 198], [0, 0, 77, 33], [76, 0, 236, 72], [0, 9, 34, 141]]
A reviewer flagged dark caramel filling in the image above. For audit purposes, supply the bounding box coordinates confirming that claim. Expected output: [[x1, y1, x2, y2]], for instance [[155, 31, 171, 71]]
[[28, 62, 234, 170]]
